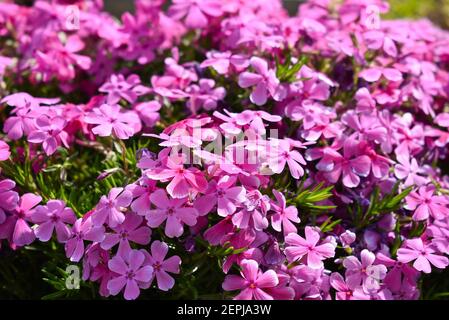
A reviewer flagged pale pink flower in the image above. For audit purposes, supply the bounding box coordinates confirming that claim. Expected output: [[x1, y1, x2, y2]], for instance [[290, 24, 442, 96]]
[[397, 238, 449, 273], [0, 179, 19, 224], [285, 227, 335, 269], [28, 116, 69, 156], [194, 175, 246, 216], [101, 213, 152, 256], [84, 104, 141, 140], [107, 249, 154, 300], [270, 190, 300, 236], [32, 200, 76, 243], [343, 249, 387, 292], [0, 193, 41, 247], [65, 217, 105, 262], [222, 259, 279, 300], [144, 240, 181, 291], [405, 186, 449, 221], [147, 189, 198, 238], [92, 188, 133, 228], [0, 140, 10, 161], [238, 57, 286, 106], [169, 0, 223, 29]]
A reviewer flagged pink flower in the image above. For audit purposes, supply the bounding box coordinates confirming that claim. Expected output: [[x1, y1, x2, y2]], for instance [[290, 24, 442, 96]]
[[405, 186, 449, 221], [34, 35, 91, 82], [330, 272, 359, 300], [107, 249, 154, 300], [84, 104, 141, 140], [238, 57, 286, 106], [316, 138, 371, 188], [364, 30, 398, 57], [343, 249, 387, 292], [65, 217, 105, 262], [0, 140, 10, 161], [146, 156, 208, 199], [169, 0, 223, 29], [0, 179, 18, 224], [28, 116, 69, 156], [144, 240, 181, 291], [128, 178, 157, 216], [194, 175, 246, 216], [340, 230, 356, 247], [185, 78, 226, 112], [134, 101, 161, 128], [200, 51, 249, 75], [99, 74, 150, 105], [394, 156, 428, 187], [92, 187, 133, 228], [285, 227, 335, 269], [268, 139, 307, 179], [1, 93, 59, 140], [147, 189, 198, 238], [359, 67, 403, 83], [270, 190, 300, 236], [0, 193, 41, 247], [101, 213, 152, 256], [222, 259, 279, 300], [232, 190, 270, 231], [32, 200, 76, 243], [397, 238, 449, 273]]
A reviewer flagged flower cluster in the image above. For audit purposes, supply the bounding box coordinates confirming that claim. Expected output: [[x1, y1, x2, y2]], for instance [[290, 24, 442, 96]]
[[1, 0, 449, 300]]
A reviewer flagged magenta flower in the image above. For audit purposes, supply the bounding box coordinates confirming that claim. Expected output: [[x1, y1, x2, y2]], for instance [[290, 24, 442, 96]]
[[238, 57, 286, 106], [65, 217, 105, 262], [101, 213, 152, 256], [194, 175, 246, 216], [405, 186, 449, 221], [84, 104, 141, 140], [28, 116, 69, 156], [107, 249, 154, 300], [397, 238, 449, 273], [92, 187, 133, 228], [144, 240, 181, 291], [0, 179, 18, 224], [270, 190, 300, 236], [146, 189, 198, 238], [343, 249, 387, 292], [285, 227, 335, 269], [0, 193, 41, 247], [222, 259, 279, 300], [169, 0, 223, 29], [0, 140, 10, 161], [32, 200, 76, 243], [99, 74, 150, 105]]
